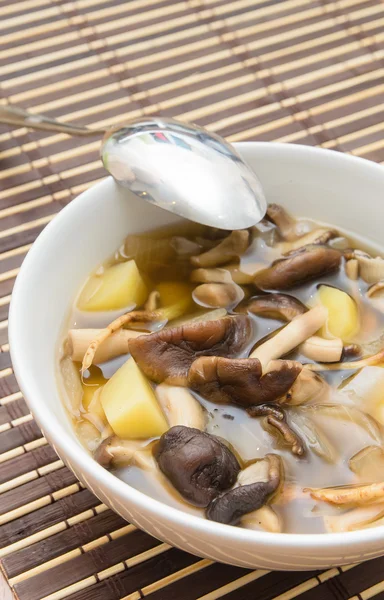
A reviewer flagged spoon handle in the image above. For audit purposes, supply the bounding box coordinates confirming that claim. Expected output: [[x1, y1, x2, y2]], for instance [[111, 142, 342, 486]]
[[0, 105, 105, 136]]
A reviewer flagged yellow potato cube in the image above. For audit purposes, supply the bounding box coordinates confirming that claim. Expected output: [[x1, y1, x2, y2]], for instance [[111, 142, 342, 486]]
[[156, 281, 195, 321], [77, 260, 148, 311], [101, 357, 168, 439], [317, 285, 359, 341]]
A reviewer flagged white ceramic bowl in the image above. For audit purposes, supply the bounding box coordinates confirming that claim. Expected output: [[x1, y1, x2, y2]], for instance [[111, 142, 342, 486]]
[[10, 143, 384, 571]]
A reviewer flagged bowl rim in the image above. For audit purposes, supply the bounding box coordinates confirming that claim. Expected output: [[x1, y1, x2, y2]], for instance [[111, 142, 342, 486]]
[[9, 141, 384, 550]]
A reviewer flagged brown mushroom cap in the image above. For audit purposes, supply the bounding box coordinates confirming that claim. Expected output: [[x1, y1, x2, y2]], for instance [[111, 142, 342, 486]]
[[155, 425, 240, 507], [206, 454, 282, 525], [129, 315, 253, 385], [242, 293, 307, 321], [254, 246, 341, 291], [188, 356, 302, 408]]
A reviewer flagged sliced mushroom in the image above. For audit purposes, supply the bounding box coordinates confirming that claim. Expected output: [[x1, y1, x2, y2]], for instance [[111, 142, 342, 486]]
[[129, 315, 252, 385], [94, 436, 155, 469], [155, 384, 206, 430], [279, 229, 336, 254], [266, 204, 298, 241], [95, 436, 195, 506], [193, 283, 244, 308], [225, 263, 260, 285], [81, 309, 162, 372], [66, 328, 148, 364], [190, 268, 232, 284], [241, 293, 307, 322], [191, 230, 249, 268], [154, 426, 240, 507], [188, 356, 302, 408], [254, 246, 341, 291], [354, 253, 384, 284], [250, 306, 328, 369], [307, 482, 384, 505], [206, 454, 282, 524], [285, 367, 329, 406]]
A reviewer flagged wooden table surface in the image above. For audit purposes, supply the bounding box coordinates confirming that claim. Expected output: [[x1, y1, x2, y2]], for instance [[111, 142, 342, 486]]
[[2, 1, 384, 599]]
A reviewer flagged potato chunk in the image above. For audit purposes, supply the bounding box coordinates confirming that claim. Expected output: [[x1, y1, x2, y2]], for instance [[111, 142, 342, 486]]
[[101, 358, 168, 439], [77, 260, 148, 311], [317, 285, 359, 340], [156, 281, 195, 321]]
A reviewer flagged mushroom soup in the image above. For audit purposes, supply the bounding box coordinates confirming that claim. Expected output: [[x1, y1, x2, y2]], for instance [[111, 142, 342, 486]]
[[60, 205, 384, 534]]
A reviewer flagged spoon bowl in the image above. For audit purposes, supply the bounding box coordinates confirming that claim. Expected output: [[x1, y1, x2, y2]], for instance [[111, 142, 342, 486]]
[[101, 117, 266, 229], [0, 106, 266, 229]]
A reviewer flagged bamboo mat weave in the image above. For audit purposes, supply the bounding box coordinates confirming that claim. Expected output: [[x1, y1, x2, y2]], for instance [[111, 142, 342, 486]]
[[1, 0, 384, 598]]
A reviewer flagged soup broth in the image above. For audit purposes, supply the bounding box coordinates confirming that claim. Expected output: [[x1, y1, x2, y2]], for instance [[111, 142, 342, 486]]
[[60, 205, 384, 534]]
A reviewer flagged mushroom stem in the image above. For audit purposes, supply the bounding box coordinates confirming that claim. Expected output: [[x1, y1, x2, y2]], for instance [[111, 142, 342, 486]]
[[278, 229, 335, 254], [266, 414, 305, 456], [94, 437, 153, 468], [308, 348, 384, 372], [250, 306, 328, 369], [94, 437, 190, 504], [345, 258, 359, 280], [81, 310, 162, 373], [266, 204, 297, 240], [191, 230, 249, 268], [307, 482, 384, 505], [67, 328, 148, 364], [247, 403, 285, 420], [299, 336, 343, 363], [155, 385, 206, 430], [354, 254, 384, 284], [190, 268, 232, 284]]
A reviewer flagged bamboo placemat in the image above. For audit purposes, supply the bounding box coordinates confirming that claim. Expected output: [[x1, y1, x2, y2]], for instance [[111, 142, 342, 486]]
[[1, 0, 384, 598]]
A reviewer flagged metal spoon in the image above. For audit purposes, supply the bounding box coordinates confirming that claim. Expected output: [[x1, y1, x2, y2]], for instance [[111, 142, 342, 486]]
[[0, 105, 266, 229]]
